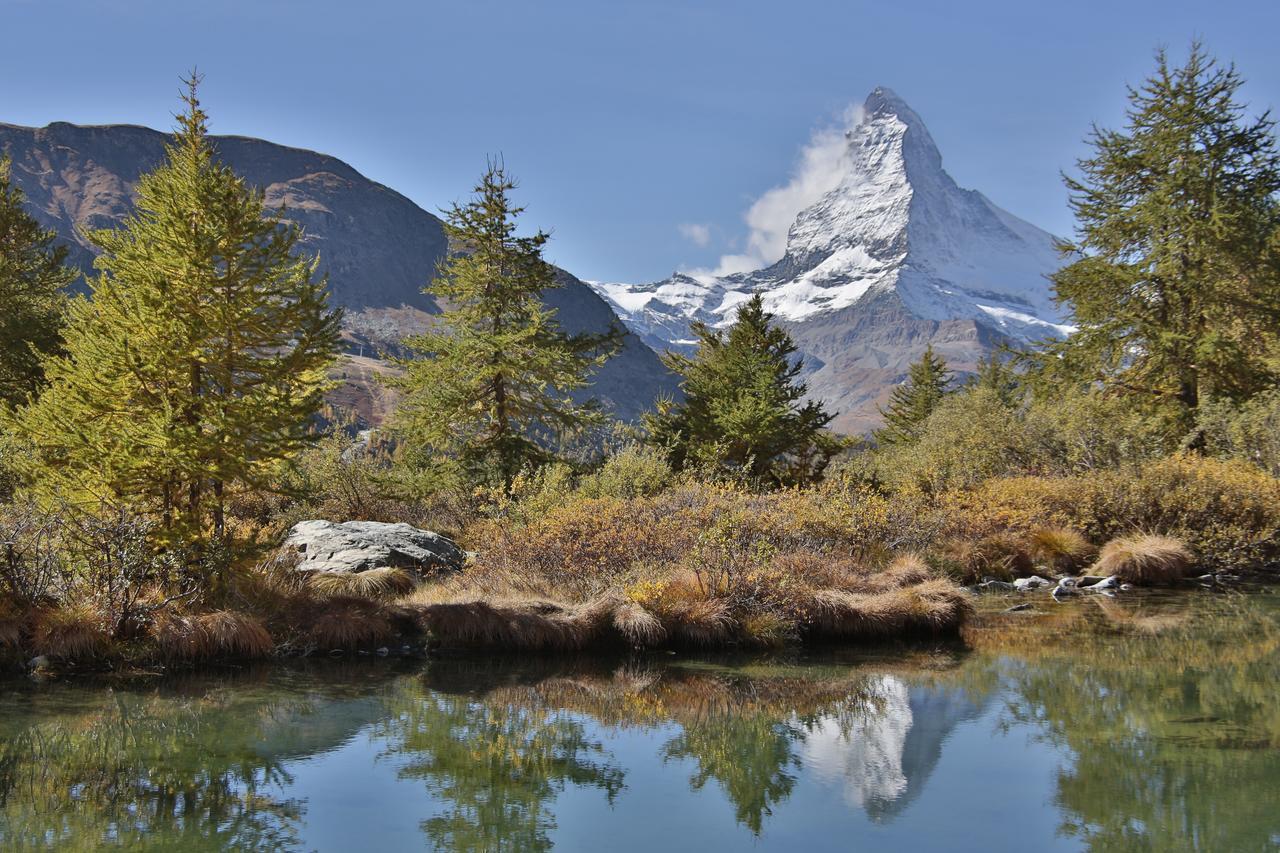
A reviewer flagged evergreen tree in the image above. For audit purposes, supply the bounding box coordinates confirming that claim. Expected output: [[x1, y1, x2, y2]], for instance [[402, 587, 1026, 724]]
[[1042, 44, 1280, 430], [9, 77, 341, 551], [387, 162, 618, 491], [645, 295, 839, 485], [874, 344, 953, 446], [0, 156, 74, 408], [967, 352, 1021, 408]]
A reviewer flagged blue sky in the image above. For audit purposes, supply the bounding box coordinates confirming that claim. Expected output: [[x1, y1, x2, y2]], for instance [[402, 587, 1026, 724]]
[[3, 0, 1277, 283]]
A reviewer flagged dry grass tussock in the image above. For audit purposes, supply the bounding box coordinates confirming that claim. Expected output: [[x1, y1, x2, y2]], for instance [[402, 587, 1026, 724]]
[[305, 595, 399, 650], [806, 579, 973, 640], [308, 567, 417, 599], [155, 610, 274, 660], [1093, 534, 1194, 585], [1027, 526, 1094, 573], [30, 605, 110, 660]]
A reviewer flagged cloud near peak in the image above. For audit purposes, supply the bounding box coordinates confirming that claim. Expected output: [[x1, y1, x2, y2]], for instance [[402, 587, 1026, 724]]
[[690, 104, 865, 279]]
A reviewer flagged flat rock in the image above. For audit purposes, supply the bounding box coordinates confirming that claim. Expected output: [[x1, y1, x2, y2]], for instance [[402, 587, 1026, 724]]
[[1013, 575, 1053, 591], [285, 520, 464, 576]]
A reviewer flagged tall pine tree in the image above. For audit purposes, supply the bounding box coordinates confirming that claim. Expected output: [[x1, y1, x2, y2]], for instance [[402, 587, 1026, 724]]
[[9, 77, 341, 550], [1042, 44, 1280, 431], [387, 162, 618, 491], [646, 294, 839, 485], [0, 156, 74, 408], [874, 344, 953, 446]]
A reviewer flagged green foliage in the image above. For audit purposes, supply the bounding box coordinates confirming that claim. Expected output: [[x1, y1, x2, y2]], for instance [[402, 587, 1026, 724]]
[[1197, 389, 1280, 476], [1038, 43, 1280, 427], [646, 294, 840, 486], [874, 344, 953, 447], [0, 156, 74, 409], [7, 78, 341, 557], [877, 387, 1031, 493], [388, 162, 618, 492], [576, 443, 673, 500]]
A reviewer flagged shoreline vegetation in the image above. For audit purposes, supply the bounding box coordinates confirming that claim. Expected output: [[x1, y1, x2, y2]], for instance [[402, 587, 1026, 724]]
[[3, 47, 1280, 676]]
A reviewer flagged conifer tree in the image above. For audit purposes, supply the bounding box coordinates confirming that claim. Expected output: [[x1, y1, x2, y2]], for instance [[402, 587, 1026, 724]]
[[968, 353, 1021, 408], [0, 156, 74, 408], [387, 162, 618, 491], [646, 294, 839, 485], [874, 344, 953, 446], [1042, 44, 1280, 430], [9, 77, 341, 551]]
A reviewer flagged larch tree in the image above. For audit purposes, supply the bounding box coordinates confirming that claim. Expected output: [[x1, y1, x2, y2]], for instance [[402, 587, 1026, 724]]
[[387, 161, 618, 492], [645, 294, 840, 486], [1042, 43, 1280, 433], [0, 156, 74, 408], [874, 344, 953, 447], [9, 77, 341, 556]]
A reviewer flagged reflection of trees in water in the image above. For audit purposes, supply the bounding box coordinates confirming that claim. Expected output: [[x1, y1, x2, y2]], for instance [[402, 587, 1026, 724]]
[[0, 685, 304, 849], [375, 694, 625, 852], [989, 595, 1280, 852], [423, 658, 965, 836]]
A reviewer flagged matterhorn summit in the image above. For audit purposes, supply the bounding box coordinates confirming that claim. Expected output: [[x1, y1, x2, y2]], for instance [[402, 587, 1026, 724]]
[[591, 88, 1069, 432]]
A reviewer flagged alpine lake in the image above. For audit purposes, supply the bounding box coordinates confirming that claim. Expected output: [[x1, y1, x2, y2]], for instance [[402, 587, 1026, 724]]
[[0, 589, 1276, 852]]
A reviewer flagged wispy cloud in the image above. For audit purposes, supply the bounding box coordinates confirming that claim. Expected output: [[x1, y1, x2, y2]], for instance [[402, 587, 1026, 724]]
[[677, 222, 712, 247], [695, 105, 865, 278]]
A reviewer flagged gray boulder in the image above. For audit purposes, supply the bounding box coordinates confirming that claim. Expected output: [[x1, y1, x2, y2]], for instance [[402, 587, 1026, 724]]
[[285, 520, 464, 576]]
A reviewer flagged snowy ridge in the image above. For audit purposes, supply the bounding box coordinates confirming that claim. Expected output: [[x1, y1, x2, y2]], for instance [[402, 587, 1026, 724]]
[[592, 88, 1070, 353]]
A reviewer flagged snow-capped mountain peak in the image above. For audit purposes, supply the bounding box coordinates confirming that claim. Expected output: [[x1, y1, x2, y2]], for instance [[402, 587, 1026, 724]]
[[591, 88, 1069, 354]]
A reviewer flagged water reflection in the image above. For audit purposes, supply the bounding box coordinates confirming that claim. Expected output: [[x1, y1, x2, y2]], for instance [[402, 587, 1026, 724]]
[[0, 593, 1274, 851]]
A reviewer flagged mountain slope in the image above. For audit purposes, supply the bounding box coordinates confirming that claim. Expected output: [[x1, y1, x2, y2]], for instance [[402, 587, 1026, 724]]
[[592, 88, 1068, 432], [0, 120, 674, 423]]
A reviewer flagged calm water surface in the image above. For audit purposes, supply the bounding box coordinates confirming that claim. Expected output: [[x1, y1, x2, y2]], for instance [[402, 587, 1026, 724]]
[[0, 591, 1276, 851]]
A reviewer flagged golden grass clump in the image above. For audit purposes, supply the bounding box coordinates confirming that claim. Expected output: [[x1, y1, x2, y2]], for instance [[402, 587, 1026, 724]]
[[943, 533, 1035, 582], [420, 596, 619, 652], [307, 595, 398, 649], [1092, 534, 1194, 585], [156, 610, 274, 660], [612, 600, 666, 647], [309, 567, 417, 599], [1028, 526, 1093, 573], [806, 579, 972, 640], [30, 605, 110, 660]]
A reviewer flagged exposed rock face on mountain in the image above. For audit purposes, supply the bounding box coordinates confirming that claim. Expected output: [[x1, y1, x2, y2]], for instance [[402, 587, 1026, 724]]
[[592, 88, 1068, 432], [0, 121, 674, 423]]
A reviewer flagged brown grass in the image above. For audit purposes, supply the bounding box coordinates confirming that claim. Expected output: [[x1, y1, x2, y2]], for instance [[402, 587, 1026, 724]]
[[307, 595, 398, 649], [1092, 534, 1194, 585], [156, 610, 274, 660], [308, 567, 417, 599], [30, 605, 110, 660], [806, 579, 972, 640], [612, 600, 666, 647], [943, 533, 1035, 582], [1028, 526, 1093, 573], [419, 596, 620, 651]]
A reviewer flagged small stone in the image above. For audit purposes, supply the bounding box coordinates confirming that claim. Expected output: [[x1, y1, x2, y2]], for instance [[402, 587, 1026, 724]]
[[1004, 603, 1034, 613], [978, 580, 1017, 592], [27, 655, 50, 670], [1013, 575, 1052, 591], [1082, 575, 1118, 592], [376, 647, 389, 657]]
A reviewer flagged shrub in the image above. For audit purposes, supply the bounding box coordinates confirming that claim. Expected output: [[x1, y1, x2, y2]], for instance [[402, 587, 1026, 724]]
[[1198, 391, 1280, 476], [1093, 534, 1195, 585], [577, 444, 674, 500]]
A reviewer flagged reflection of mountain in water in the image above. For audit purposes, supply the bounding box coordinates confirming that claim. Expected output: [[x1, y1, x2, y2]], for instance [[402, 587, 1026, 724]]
[[801, 675, 989, 821]]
